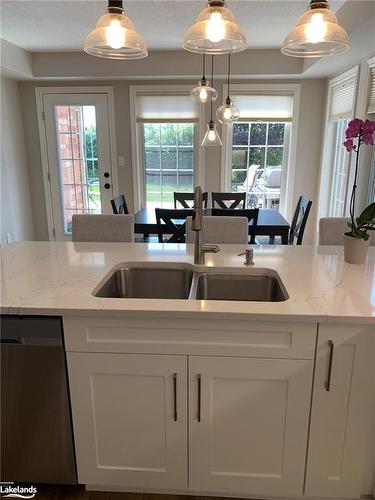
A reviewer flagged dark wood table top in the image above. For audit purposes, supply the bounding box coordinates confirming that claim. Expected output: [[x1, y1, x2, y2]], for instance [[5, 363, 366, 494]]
[[134, 207, 290, 229]]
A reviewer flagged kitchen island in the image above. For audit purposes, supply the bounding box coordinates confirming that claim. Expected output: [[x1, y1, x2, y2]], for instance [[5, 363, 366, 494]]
[[1, 241, 374, 499]]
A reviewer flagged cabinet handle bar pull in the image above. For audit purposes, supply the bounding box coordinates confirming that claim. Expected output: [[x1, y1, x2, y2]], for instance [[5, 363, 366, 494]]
[[197, 374, 202, 422], [325, 340, 334, 392], [173, 373, 177, 421]]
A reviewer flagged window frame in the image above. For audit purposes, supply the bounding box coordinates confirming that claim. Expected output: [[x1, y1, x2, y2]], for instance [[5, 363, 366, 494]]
[[220, 83, 300, 219], [129, 85, 204, 211], [317, 66, 359, 220]]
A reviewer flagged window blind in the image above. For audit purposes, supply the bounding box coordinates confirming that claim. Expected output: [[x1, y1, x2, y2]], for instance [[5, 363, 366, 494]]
[[368, 66, 375, 114], [231, 94, 294, 121], [329, 76, 357, 121], [136, 95, 198, 123]]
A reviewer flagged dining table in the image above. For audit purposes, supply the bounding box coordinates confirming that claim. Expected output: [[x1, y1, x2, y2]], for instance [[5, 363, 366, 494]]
[[134, 208, 291, 244]]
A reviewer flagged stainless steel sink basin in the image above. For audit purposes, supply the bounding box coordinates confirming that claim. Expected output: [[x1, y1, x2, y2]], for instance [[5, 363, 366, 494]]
[[94, 266, 194, 299], [193, 272, 288, 302]]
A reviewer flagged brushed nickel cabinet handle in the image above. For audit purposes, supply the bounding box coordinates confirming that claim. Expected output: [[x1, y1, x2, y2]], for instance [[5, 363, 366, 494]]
[[173, 373, 177, 421], [325, 340, 334, 392], [197, 374, 202, 422]]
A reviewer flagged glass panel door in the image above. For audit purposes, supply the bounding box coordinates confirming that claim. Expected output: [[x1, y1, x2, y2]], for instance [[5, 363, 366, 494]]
[[42, 93, 114, 240]]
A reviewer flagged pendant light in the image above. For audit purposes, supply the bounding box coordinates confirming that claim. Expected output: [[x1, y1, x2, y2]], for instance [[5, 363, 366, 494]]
[[184, 0, 247, 55], [216, 54, 240, 124], [191, 55, 218, 104], [202, 56, 222, 146], [84, 0, 148, 60], [281, 0, 349, 58]]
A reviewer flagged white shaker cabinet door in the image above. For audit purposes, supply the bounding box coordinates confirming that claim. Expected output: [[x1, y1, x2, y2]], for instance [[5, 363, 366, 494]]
[[67, 353, 187, 489], [305, 324, 375, 498], [189, 356, 313, 497]]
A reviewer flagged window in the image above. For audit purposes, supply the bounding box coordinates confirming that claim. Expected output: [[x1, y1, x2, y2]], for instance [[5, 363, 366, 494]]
[[225, 91, 294, 211], [55, 105, 100, 233], [143, 123, 194, 208], [325, 70, 358, 216], [132, 89, 199, 209]]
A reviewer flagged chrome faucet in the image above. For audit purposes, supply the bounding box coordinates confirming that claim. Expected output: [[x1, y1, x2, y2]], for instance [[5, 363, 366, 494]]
[[192, 186, 220, 264]]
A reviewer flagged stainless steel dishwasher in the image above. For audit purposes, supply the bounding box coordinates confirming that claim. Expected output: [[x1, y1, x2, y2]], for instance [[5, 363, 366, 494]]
[[1, 315, 77, 484]]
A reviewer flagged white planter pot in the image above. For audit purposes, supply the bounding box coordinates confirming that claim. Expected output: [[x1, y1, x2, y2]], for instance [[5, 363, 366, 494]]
[[343, 234, 370, 264]]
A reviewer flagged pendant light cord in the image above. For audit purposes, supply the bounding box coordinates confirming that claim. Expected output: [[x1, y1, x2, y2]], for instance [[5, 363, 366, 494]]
[[227, 54, 231, 99], [202, 54, 206, 80], [210, 55, 214, 121]]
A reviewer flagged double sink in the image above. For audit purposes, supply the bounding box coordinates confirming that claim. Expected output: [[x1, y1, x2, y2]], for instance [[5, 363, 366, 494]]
[[93, 264, 288, 302]]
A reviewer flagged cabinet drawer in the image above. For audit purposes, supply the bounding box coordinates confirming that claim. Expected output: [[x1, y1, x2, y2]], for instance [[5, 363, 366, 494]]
[[64, 316, 316, 359]]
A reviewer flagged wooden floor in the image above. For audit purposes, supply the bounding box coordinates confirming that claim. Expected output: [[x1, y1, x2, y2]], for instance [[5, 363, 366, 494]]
[[34, 485, 238, 500]]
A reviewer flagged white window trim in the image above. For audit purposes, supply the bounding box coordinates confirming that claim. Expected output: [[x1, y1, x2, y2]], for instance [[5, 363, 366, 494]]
[[220, 83, 300, 220], [35, 86, 118, 241], [129, 85, 204, 212]]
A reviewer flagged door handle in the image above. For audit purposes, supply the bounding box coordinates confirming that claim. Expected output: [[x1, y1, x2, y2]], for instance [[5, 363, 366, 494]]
[[197, 374, 202, 422], [173, 373, 177, 422], [325, 340, 334, 391], [104, 183, 111, 190]]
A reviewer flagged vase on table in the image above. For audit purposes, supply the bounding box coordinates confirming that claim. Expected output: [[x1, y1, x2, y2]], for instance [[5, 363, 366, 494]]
[[343, 233, 370, 264]]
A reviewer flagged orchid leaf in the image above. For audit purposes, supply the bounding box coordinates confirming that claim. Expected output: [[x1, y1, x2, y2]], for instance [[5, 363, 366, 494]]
[[357, 202, 375, 225]]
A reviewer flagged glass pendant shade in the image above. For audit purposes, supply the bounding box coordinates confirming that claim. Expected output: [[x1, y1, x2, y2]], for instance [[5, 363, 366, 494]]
[[184, 0, 247, 54], [84, 2, 148, 59], [190, 78, 218, 103], [281, 1, 349, 57], [216, 97, 240, 124], [202, 120, 222, 146]]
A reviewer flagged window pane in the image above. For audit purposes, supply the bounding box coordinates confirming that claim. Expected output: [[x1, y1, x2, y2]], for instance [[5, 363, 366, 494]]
[[232, 148, 248, 170], [161, 147, 177, 170], [231, 120, 289, 210], [250, 123, 267, 145], [178, 124, 194, 146], [179, 148, 193, 170], [143, 122, 195, 207], [233, 123, 249, 145], [267, 147, 284, 167], [249, 147, 266, 168], [231, 170, 247, 192], [55, 104, 101, 234], [179, 172, 194, 191], [268, 123, 285, 145], [161, 123, 177, 146], [144, 124, 160, 146], [145, 147, 160, 169]]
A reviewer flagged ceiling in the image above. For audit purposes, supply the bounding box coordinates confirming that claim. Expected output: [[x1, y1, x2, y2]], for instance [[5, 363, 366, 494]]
[[0, 0, 346, 52]]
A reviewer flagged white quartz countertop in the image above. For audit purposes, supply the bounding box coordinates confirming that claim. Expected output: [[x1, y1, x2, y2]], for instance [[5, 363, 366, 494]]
[[1, 241, 375, 323]]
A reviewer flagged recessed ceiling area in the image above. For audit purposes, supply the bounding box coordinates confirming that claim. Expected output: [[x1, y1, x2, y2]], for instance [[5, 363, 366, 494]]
[[0, 0, 346, 52]]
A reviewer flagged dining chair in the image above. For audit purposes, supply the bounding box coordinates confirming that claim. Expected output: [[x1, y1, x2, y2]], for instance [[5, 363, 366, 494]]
[[111, 194, 129, 214], [155, 208, 194, 243], [185, 216, 248, 244], [174, 192, 208, 209], [72, 214, 134, 242], [289, 196, 312, 245], [211, 208, 259, 243], [211, 192, 246, 209], [319, 217, 375, 245]]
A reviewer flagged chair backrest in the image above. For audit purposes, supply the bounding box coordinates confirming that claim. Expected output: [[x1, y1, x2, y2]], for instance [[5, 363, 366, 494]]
[[211, 192, 246, 209], [211, 208, 259, 225], [155, 208, 194, 243], [111, 194, 129, 214], [186, 216, 248, 244], [319, 217, 375, 245], [289, 196, 312, 245], [264, 168, 282, 188], [174, 192, 208, 209], [72, 214, 134, 242]]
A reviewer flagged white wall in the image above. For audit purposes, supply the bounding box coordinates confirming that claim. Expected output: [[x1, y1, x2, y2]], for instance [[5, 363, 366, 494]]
[[1, 77, 34, 245], [20, 77, 325, 243]]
